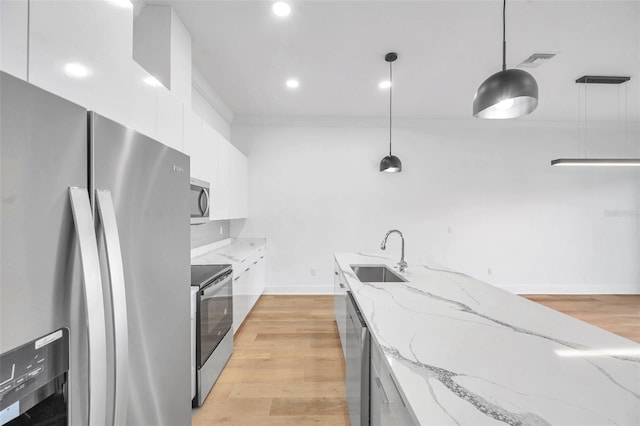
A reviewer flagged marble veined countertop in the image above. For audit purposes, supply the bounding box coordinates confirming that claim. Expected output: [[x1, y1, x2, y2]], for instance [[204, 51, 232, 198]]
[[191, 237, 266, 269], [334, 252, 640, 426]]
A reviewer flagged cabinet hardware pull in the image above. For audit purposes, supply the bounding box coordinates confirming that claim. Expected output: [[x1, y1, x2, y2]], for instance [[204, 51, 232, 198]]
[[375, 377, 389, 405], [389, 373, 406, 407]]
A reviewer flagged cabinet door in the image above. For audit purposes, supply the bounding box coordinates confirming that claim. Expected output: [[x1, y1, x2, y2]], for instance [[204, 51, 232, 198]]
[[214, 138, 231, 220], [157, 86, 183, 152], [29, 0, 134, 127], [370, 342, 418, 426], [1, 0, 28, 79], [182, 107, 204, 179], [247, 251, 266, 312], [232, 270, 250, 335], [131, 63, 158, 140], [229, 144, 248, 219], [201, 122, 221, 218], [334, 266, 347, 361], [370, 362, 391, 426], [254, 250, 266, 297]]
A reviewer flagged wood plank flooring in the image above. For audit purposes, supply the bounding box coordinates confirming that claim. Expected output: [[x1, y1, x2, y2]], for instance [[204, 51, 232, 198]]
[[192, 295, 350, 426], [523, 294, 640, 343], [192, 294, 639, 425]]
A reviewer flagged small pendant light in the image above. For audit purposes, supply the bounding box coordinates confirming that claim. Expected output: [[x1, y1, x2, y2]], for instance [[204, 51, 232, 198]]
[[473, 0, 539, 119], [380, 52, 402, 173]]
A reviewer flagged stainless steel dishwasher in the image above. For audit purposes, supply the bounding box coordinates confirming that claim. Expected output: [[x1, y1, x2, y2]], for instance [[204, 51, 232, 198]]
[[345, 291, 370, 426]]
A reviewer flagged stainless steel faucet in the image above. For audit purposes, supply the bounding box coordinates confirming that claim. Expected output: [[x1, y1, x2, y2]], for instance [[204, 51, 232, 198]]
[[380, 229, 407, 272]]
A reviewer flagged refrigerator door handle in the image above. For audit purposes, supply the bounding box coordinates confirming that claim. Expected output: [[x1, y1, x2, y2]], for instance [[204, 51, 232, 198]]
[[68, 187, 108, 426], [96, 190, 129, 426]]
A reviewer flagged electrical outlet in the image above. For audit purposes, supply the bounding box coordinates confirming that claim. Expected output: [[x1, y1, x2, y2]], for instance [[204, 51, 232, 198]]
[[219, 226, 223, 235], [310, 268, 317, 276], [488, 268, 493, 276]]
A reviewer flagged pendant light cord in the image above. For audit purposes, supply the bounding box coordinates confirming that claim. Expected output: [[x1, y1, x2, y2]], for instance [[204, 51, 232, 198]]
[[502, 0, 506, 71], [389, 60, 393, 155]]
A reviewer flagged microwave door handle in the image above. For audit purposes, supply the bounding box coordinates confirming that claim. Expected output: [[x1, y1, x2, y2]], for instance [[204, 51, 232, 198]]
[[68, 187, 108, 426], [201, 188, 210, 216], [96, 190, 129, 426]]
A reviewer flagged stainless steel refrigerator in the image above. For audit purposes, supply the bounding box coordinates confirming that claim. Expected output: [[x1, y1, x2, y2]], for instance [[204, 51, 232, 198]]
[[0, 71, 191, 425]]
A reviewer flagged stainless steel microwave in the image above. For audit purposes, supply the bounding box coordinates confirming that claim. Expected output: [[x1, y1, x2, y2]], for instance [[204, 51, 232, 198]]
[[190, 178, 210, 224]]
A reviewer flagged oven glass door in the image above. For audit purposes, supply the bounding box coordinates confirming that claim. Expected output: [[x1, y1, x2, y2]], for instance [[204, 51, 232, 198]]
[[197, 276, 233, 367]]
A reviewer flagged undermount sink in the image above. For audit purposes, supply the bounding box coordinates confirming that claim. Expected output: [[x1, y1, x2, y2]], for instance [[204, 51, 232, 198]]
[[350, 265, 407, 283]]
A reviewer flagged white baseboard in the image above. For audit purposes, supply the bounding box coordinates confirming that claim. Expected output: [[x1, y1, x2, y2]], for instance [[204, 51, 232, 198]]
[[504, 284, 640, 295]]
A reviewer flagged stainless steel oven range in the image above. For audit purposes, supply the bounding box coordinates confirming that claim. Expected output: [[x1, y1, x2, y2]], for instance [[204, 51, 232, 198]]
[[190, 264, 233, 407]]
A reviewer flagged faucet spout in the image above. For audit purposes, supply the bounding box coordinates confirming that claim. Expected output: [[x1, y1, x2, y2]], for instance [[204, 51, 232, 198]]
[[380, 229, 407, 272]]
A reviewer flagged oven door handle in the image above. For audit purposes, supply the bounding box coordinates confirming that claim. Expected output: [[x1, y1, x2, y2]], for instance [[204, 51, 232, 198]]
[[69, 187, 108, 426], [96, 189, 129, 426], [201, 276, 232, 297]]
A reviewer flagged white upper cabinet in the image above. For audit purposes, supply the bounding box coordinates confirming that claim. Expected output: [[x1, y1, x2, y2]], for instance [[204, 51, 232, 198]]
[[229, 144, 248, 219], [130, 62, 158, 141], [0, 0, 28, 80], [182, 106, 204, 180], [157, 86, 184, 152], [201, 122, 220, 209], [3, 0, 240, 214], [28, 0, 135, 128], [213, 138, 231, 220]]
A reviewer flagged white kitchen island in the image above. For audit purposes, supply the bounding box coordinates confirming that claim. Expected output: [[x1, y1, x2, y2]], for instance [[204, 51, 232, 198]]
[[334, 253, 640, 426]]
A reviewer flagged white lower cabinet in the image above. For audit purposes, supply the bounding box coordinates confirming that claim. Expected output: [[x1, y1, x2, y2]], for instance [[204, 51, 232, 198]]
[[232, 270, 250, 335], [334, 264, 347, 361], [248, 250, 266, 309], [370, 340, 417, 426], [233, 247, 266, 334]]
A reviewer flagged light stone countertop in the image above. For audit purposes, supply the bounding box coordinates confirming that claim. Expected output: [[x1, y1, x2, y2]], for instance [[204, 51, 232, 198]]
[[334, 252, 640, 426], [191, 238, 266, 273]]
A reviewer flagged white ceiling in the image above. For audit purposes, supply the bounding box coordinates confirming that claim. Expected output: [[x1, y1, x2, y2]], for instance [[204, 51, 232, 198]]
[[147, 0, 640, 122]]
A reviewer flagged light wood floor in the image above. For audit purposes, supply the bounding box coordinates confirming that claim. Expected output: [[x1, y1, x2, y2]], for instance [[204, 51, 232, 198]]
[[192, 294, 639, 425], [192, 295, 350, 426], [523, 294, 640, 343]]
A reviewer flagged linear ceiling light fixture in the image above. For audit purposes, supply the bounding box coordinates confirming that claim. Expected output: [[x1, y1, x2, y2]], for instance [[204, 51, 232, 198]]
[[473, 0, 539, 119], [380, 52, 402, 173], [551, 76, 640, 167]]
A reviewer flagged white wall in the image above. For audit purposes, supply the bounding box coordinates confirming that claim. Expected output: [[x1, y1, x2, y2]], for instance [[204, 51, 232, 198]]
[[233, 119, 640, 295]]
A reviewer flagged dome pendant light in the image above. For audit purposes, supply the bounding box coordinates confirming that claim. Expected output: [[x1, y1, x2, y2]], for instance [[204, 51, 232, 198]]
[[380, 52, 402, 173], [473, 0, 538, 119]]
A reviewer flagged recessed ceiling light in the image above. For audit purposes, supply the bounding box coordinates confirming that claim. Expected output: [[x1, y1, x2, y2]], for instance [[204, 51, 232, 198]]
[[64, 62, 90, 79], [378, 80, 391, 89], [272, 2, 291, 17], [286, 79, 299, 89], [144, 76, 162, 88]]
